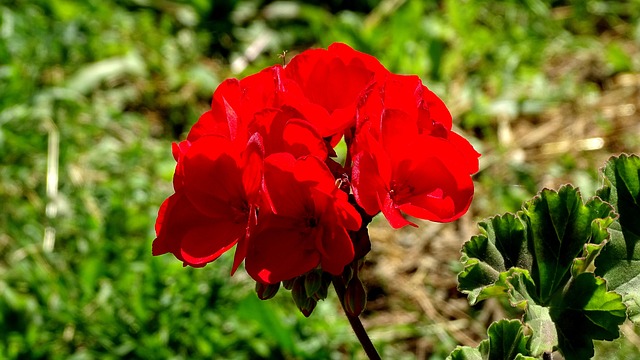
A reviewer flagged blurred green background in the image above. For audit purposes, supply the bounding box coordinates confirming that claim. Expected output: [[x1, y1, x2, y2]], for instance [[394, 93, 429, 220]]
[[1, 0, 639, 358]]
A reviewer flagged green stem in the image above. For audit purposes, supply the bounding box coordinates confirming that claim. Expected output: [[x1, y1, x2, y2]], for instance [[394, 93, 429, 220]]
[[332, 276, 381, 360]]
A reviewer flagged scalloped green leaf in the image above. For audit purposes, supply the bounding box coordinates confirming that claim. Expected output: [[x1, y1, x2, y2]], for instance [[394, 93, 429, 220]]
[[513, 355, 537, 360], [522, 186, 615, 303], [459, 213, 530, 304], [486, 319, 532, 359], [550, 273, 627, 360], [571, 242, 607, 278], [595, 154, 640, 322], [500, 270, 557, 356], [503, 268, 537, 309], [523, 304, 556, 356], [459, 185, 624, 359], [446, 320, 534, 360], [447, 345, 483, 360]]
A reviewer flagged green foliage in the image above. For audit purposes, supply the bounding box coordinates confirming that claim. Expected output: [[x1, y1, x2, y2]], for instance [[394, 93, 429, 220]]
[[3, 0, 640, 358], [0, 0, 361, 358], [457, 155, 640, 359], [595, 154, 640, 323], [447, 320, 535, 360]]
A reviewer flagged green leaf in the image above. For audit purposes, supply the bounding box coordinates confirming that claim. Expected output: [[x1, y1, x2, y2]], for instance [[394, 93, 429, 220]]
[[595, 154, 640, 322], [459, 185, 625, 359], [485, 319, 532, 359], [503, 268, 537, 310], [523, 304, 556, 356], [446, 320, 533, 360], [514, 355, 537, 360], [522, 186, 614, 303], [447, 345, 483, 360], [459, 213, 530, 305], [550, 273, 627, 360], [571, 242, 607, 278]]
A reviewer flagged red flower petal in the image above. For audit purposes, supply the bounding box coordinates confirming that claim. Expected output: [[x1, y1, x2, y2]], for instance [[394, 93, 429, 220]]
[[352, 151, 385, 216], [249, 154, 360, 282], [262, 153, 307, 217], [392, 136, 475, 222], [251, 107, 328, 159], [351, 126, 392, 216], [245, 222, 320, 284], [188, 79, 242, 142], [240, 65, 284, 119], [292, 156, 337, 195], [327, 43, 388, 75], [294, 157, 362, 231], [153, 193, 244, 267], [379, 190, 415, 229], [380, 108, 419, 160], [171, 140, 190, 192], [183, 136, 246, 220], [421, 86, 452, 131], [448, 131, 481, 174], [153, 195, 175, 256], [316, 204, 356, 274], [231, 205, 257, 275], [242, 132, 265, 203], [378, 74, 423, 118], [180, 219, 245, 267], [282, 119, 328, 159], [284, 43, 388, 137]]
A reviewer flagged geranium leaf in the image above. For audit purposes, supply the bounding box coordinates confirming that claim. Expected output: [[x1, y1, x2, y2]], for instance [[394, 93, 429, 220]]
[[549, 273, 627, 360], [595, 154, 640, 323], [458, 213, 530, 305], [485, 319, 532, 359], [513, 355, 537, 360], [571, 241, 607, 278], [523, 304, 556, 356], [459, 185, 624, 359], [503, 268, 537, 309], [521, 186, 614, 303], [446, 345, 483, 360], [446, 320, 534, 360]]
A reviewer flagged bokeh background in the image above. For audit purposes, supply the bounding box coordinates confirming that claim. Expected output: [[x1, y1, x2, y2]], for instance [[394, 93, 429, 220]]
[[2, 0, 640, 358]]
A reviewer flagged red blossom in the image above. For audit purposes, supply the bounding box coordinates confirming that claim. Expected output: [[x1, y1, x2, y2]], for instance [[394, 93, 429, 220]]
[[352, 74, 479, 228], [283, 43, 389, 138], [153, 42, 480, 288], [153, 134, 264, 273], [250, 106, 328, 160], [245, 153, 361, 284]]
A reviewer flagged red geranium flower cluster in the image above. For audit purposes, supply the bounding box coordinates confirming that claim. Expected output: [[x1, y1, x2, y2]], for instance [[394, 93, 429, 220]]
[[153, 43, 479, 286]]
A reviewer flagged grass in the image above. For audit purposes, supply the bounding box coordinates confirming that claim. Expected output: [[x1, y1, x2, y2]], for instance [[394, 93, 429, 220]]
[[1, 0, 639, 358]]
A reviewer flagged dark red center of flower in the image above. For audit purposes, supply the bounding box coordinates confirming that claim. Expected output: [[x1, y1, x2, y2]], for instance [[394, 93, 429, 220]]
[[389, 181, 414, 202], [231, 199, 250, 224], [306, 217, 319, 228]]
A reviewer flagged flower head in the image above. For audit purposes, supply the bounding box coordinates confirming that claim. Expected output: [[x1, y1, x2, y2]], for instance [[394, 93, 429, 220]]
[[153, 43, 479, 291], [245, 154, 361, 284], [352, 74, 479, 228]]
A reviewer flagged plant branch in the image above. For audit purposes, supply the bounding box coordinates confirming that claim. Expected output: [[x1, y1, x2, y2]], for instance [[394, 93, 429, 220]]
[[332, 276, 381, 360]]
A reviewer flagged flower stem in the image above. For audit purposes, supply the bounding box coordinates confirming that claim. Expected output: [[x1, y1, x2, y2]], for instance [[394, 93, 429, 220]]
[[332, 276, 381, 360]]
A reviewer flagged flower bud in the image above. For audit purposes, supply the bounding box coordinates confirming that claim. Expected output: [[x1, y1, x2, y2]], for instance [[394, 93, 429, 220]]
[[291, 277, 309, 310], [291, 277, 319, 317], [299, 298, 317, 317], [344, 276, 367, 317], [312, 272, 333, 301], [282, 278, 295, 290], [304, 270, 322, 298], [342, 264, 353, 283], [313, 281, 329, 301], [255, 281, 280, 300]]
